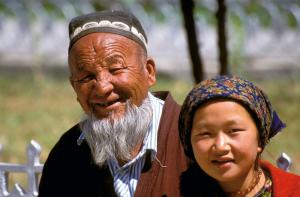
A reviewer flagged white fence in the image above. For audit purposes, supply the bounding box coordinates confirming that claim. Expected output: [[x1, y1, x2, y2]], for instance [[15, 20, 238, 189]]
[[0, 140, 292, 197], [0, 140, 43, 197]]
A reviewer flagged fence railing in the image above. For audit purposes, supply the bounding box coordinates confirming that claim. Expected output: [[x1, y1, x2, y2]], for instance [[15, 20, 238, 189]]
[[0, 140, 43, 197], [0, 140, 293, 197]]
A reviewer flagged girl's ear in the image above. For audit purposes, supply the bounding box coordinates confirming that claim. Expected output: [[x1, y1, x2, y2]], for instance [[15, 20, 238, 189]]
[[257, 146, 262, 153]]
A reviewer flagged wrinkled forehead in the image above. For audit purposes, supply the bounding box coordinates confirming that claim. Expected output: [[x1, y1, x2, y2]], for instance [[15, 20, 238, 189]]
[[68, 33, 144, 65], [70, 32, 141, 52]]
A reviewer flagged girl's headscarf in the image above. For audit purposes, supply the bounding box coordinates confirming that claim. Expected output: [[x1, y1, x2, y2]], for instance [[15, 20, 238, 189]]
[[178, 75, 286, 161]]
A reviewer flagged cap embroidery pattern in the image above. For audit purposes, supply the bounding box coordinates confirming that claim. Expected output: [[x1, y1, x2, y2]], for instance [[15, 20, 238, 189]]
[[70, 20, 147, 48]]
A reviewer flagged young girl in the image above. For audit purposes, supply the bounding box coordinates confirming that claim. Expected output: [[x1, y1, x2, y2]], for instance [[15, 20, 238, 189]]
[[178, 75, 300, 196]]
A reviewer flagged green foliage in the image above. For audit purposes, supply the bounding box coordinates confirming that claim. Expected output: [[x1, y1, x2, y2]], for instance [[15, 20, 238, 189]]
[[143, 2, 166, 22], [194, 4, 216, 25], [122, 0, 136, 5], [90, 0, 106, 11], [228, 11, 246, 65], [245, 2, 272, 27], [42, 0, 66, 19], [1, 0, 299, 30], [0, 2, 15, 17], [284, 10, 298, 28], [228, 11, 243, 27]]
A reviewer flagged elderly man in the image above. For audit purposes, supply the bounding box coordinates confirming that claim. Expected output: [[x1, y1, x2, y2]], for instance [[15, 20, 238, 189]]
[[38, 10, 188, 197]]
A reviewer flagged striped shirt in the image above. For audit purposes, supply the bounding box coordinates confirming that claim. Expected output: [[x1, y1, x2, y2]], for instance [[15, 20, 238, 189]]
[[107, 92, 164, 197]]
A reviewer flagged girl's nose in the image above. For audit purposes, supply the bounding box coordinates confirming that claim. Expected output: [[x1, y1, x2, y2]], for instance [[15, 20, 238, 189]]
[[213, 133, 230, 154]]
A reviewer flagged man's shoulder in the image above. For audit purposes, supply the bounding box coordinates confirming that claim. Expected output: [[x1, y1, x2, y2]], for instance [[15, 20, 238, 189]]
[[48, 123, 86, 157], [59, 123, 82, 142], [152, 91, 172, 101], [152, 91, 180, 107], [47, 124, 80, 149], [43, 123, 93, 172]]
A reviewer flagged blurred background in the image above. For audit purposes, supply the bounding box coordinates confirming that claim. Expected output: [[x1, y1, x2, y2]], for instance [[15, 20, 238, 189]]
[[1, 0, 300, 188]]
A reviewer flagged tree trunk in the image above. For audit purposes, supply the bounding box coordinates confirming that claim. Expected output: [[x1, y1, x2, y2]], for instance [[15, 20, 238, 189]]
[[180, 0, 204, 83], [216, 0, 229, 75]]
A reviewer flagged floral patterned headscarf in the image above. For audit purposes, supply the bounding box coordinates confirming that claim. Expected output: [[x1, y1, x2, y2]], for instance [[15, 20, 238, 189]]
[[178, 75, 286, 160]]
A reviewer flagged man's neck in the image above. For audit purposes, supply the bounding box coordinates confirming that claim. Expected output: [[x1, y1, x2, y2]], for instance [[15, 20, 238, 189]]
[[118, 140, 143, 167]]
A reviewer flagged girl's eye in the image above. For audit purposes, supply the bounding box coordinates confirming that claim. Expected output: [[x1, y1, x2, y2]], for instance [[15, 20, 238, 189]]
[[229, 128, 244, 133], [193, 131, 211, 139], [199, 131, 211, 136]]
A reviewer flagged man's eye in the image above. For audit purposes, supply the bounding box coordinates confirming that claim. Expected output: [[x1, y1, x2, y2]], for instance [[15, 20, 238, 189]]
[[109, 65, 126, 74], [76, 75, 94, 83]]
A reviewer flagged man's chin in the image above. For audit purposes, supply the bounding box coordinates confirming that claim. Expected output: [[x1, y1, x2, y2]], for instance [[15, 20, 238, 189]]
[[92, 109, 126, 121], [90, 102, 128, 120], [80, 97, 152, 166]]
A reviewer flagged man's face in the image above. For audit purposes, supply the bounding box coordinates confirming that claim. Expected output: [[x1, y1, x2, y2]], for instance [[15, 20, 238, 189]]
[[69, 33, 156, 119]]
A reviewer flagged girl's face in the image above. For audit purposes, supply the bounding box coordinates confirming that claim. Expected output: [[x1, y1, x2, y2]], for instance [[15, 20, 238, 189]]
[[191, 100, 262, 187]]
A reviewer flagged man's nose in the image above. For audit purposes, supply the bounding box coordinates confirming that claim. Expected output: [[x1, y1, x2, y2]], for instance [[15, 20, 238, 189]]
[[93, 74, 113, 97]]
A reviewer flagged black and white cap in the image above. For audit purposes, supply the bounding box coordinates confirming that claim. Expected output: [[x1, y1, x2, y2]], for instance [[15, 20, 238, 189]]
[[68, 10, 148, 51]]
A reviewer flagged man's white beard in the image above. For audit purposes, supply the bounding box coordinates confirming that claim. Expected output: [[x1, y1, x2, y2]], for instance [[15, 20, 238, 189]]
[[79, 97, 153, 167]]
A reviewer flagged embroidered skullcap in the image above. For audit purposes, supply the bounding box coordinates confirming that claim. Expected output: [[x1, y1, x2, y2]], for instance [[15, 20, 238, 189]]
[[68, 10, 147, 51], [178, 75, 286, 160]]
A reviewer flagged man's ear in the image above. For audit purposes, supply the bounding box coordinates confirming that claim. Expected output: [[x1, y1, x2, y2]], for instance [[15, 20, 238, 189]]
[[145, 57, 156, 87]]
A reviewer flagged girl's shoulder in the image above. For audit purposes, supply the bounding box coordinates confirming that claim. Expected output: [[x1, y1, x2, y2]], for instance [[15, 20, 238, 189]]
[[260, 160, 300, 196]]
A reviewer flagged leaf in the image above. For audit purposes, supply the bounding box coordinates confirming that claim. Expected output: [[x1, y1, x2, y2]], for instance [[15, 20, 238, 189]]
[[90, 1, 106, 11], [42, 0, 65, 19], [0, 2, 15, 17], [245, 2, 272, 27], [285, 11, 298, 28], [143, 2, 166, 22], [228, 11, 243, 28], [194, 5, 216, 25]]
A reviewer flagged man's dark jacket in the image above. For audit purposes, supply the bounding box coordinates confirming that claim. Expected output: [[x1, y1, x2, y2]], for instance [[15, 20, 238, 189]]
[[38, 92, 189, 197]]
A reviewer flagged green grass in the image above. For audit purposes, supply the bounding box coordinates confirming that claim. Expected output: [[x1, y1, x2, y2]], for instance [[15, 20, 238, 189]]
[[0, 73, 83, 190], [1, 72, 300, 188], [256, 76, 300, 173], [0, 73, 193, 164]]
